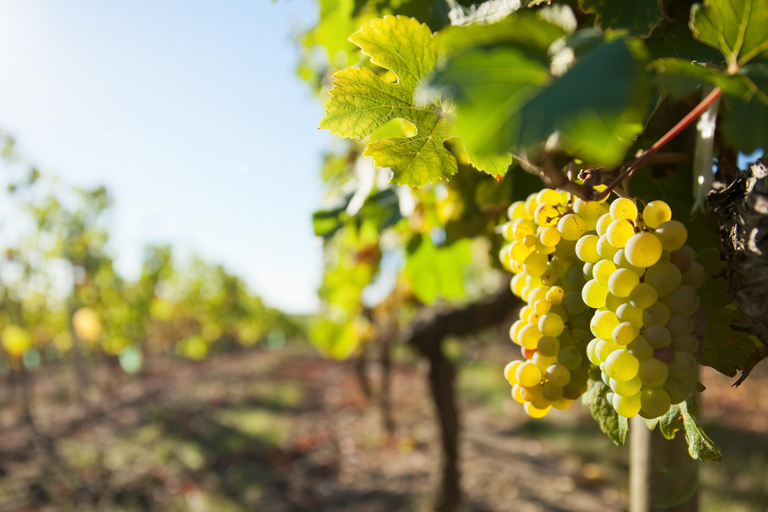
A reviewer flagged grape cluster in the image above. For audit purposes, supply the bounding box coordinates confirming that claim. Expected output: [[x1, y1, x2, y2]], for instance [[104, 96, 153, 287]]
[[579, 198, 705, 418], [500, 191, 706, 420], [500, 190, 604, 417]]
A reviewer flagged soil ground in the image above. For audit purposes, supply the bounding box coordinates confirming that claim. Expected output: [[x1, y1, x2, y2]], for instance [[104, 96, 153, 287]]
[[0, 345, 767, 512]]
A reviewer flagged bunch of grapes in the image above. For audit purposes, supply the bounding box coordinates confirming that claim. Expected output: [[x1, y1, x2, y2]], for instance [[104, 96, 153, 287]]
[[578, 198, 705, 418], [500, 190, 706, 420], [500, 189, 606, 417]]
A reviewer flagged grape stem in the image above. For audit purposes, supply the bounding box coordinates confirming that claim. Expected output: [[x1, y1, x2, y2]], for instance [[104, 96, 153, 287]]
[[592, 87, 723, 201]]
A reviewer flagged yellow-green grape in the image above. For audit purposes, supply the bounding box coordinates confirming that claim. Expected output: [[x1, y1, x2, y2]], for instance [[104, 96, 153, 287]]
[[557, 346, 583, 369], [608, 268, 640, 298], [523, 252, 549, 277], [525, 193, 540, 216], [613, 391, 642, 417], [605, 349, 640, 382], [537, 336, 560, 357], [604, 292, 624, 313], [596, 213, 613, 236], [575, 234, 600, 263], [574, 198, 601, 218], [612, 322, 639, 345], [624, 232, 663, 268], [612, 249, 645, 276], [591, 310, 620, 340], [681, 262, 706, 288], [644, 262, 682, 297], [509, 320, 524, 345], [512, 218, 536, 242], [582, 262, 595, 281], [638, 358, 669, 387], [662, 285, 700, 316], [504, 360, 524, 384], [527, 286, 549, 304], [558, 214, 586, 241], [642, 200, 672, 229], [522, 234, 537, 248], [596, 338, 621, 362], [668, 351, 697, 377], [610, 198, 638, 221], [611, 376, 642, 397], [511, 274, 527, 297], [546, 363, 571, 386], [627, 335, 654, 360], [655, 220, 688, 251], [533, 352, 558, 371], [521, 384, 550, 409], [616, 303, 644, 328], [582, 279, 609, 308], [664, 374, 698, 404], [524, 401, 551, 418], [550, 255, 572, 276], [516, 361, 543, 387], [508, 241, 531, 264], [511, 384, 526, 403], [535, 203, 560, 227], [596, 235, 619, 260], [629, 282, 658, 309], [564, 292, 588, 315], [533, 299, 552, 315], [606, 219, 635, 248], [640, 388, 672, 418], [508, 200, 527, 220], [546, 286, 564, 304], [557, 238, 578, 258], [643, 301, 671, 326], [519, 305, 535, 322], [499, 245, 513, 269], [592, 259, 617, 286], [587, 338, 602, 365], [526, 274, 544, 288], [518, 324, 544, 350], [539, 226, 561, 247], [535, 237, 557, 255], [541, 382, 564, 401], [671, 334, 699, 353], [539, 313, 565, 337], [537, 188, 563, 206], [551, 397, 574, 410]]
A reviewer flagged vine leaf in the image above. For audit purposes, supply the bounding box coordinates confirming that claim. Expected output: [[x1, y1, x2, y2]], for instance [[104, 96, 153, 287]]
[[579, 0, 665, 37], [403, 236, 471, 304], [654, 396, 722, 461], [697, 248, 755, 376], [319, 16, 458, 187], [582, 377, 628, 445], [690, 0, 768, 69]]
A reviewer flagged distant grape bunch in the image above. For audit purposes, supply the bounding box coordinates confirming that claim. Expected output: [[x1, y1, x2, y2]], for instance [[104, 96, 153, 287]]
[[500, 189, 705, 419]]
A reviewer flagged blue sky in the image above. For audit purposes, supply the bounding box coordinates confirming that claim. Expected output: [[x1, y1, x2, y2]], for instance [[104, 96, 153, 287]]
[[0, 0, 329, 313]]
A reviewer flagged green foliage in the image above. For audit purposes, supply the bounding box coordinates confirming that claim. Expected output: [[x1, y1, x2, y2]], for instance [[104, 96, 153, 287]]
[[582, 377, 628, 445], [579, 0, 665, 37], [651, 396, 722, 461], [690, 0, 768, 69], [403, 235, 472, 304]]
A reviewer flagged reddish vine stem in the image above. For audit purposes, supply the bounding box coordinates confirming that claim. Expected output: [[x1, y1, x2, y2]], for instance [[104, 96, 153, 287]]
[[593, 87, 723, 201]]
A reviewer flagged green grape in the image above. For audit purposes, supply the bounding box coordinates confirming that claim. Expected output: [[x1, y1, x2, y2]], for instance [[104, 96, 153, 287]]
[[551, 397, 574, 410], [644, 325, 672, 349], [524, 401, 551, 418], [557, 346, 583, 369], [605, 291, 624, 313], [511, 273, 527, 296], [662, 285, 700, 316], [670, 334, 699, 353], [638, 358, 669, 387], [612, 391, 642, 417], [611, 376, 642, 397], [508, 241, 531, 264], [512, 218, 535, 242], [522, 384, 550, 409], [522, 234, 537, 248], [527, 286, 549, 304], [596, 213, 613, 236], [624, 232, 663, 268], [504, 360, 523, 384], [509, 320, 524, 345], [616, 303, 644, 328], [546, 363, 571, 386], [612, 249, 645, 276], [525, 193, 540, 216], [596, 235, 619, 260], [533, 352, 558, 371], [642, 200, 672, 229], [537, 188, 563, 206], [605, 349, 640, 382], [558, 213, 586, 241], [564, 291, 588, 315], [574, 198, 601, 218], [576, 234, 600, 263], [668, 351, 697, 377], [601, 370, 611, 386], [640, 388, 672, 418], [612, 321, 639, 345], [546, 286, 564, 304], [539, 226, 561, 247], [535, 203, 559, 227], [608, 268, 640, 298], [518, 324, 544, 350], [587, 338, 602, 365], [643, 301, 671, 326], [550, 255, 572, 276], [572, 328, 592, 350], [526, 275, 544, 288], [627, 335, 653, 360], [516, 361, 543, 387], [539, 313, 565, 337], [664, 374, 697, 404], [556, 238, 578, 258], [606, 219, 635, 248], [629, 282, 658, 309], [582, 279, 609, 308], [610, 198, 638, 221], [593, 259, 617, 286], [551, 304, 570, 323], [533, 299, 551, 315], [508, 200, 527, 220], [511, 384, 526, 403], [523, 252, 549, 277], [566, 265, 586, 288], [596, 338, 621, 362], [537, 336, 560, 357], [681, 262, 706, 289], [666, 315, 694, 336], [535, 237, 556, 255], [655, 220, 688, 251], [542, 382, 564, 401], [591, 310, 620, 340], [582, 262, 595, 281]]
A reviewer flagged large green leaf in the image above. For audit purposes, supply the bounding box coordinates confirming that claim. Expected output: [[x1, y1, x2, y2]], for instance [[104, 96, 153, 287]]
[[320, 16, 458, 186], [690, 0, 768, 69], [403, 236, 471, 304], [579, 0, 665, 37], [434, 36, 650, 166], [582, 377, 628, 445], [654, 396, 722, 461]]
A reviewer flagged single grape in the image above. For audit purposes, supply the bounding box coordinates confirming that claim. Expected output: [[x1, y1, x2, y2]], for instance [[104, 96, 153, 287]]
[[533, 352, 558, 371], [605, 349, 640, 382], [587, 338, 602, 365], [612, 322, 639, 346], [611, 376, 643, 397], [593, 259, 617, 286], [629, 282, 658, 309], [536, 188, 563, 207], [557, 346, 583, 369], [668, 351, 698, 377], [546, 286, 565, 305], [644, 325, 672, 349], [670, 250, 692, 273], [539, 226, 561, 247], [507, 201, 527, 220], [608, 268, 640, 298], [535, 203, 560, 227], [523, 252, 549, 277], [546, 363, 571, 387], [624, 232, 663, 268], [666, 315, 694, 336], [638, 358, 669, 387], [627, 335, 654, 360], [596, 338, 621, 362], [558, 214, 586, 241], [511, 384, 526, 403], [539, 313, 565, 337], [551, 397, 574, 410], [596, 235, 619, 260], [616, 303, 644, 328], [606, 219, 635, 248], [640, 388, 672, 418], [537, 336, 560, 357], [644, 263, 683, 297], [664, 374, 697, 404], [610, 198, 638, 221], [596, 213, 613, 236], [613, 391, 642, 417], [681, 262, 706, 289], [504, 360, 524, 384], [643, 301, 671, 326], [542, 382, 564, 401], [591, 310, 620, 340], [524, 401, 551, 418], [582, 279, 609, 308], [517, 362, 543, 387], [662, 285, 700, 316], [655, 220, 688, 251], [576, 234, 600, 263], [642, 201, 672, 229], [518, 324, 544, 350]]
